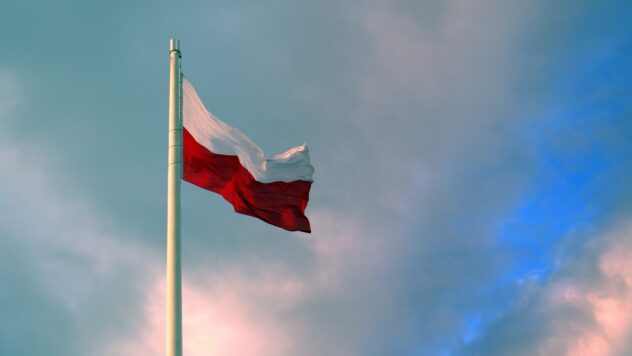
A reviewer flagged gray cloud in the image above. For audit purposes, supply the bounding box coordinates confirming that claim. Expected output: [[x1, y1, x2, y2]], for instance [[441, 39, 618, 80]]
[[0, 68, 157, 356], [1, 1, 631, 355]]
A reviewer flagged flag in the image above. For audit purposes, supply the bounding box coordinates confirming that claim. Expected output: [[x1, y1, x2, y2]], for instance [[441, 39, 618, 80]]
[[182, 77, 314, 233]]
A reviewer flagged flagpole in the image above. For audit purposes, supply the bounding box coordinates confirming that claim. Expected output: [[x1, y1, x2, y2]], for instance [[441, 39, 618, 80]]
[[166, 37, 183, 356]]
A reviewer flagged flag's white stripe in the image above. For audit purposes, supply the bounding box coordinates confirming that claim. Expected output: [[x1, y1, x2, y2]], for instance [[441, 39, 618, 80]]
[[182, 77, 314, 183]]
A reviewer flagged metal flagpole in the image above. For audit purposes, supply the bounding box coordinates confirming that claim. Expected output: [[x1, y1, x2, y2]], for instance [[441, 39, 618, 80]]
[[166, 37, 183, 356]]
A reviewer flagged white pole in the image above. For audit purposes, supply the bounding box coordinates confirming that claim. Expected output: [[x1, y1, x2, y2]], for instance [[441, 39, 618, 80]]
[[166, 38, 183, 356]]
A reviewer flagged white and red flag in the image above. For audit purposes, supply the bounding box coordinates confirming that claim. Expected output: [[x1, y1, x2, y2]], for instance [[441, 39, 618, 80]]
[[182, 77, 314, 232]]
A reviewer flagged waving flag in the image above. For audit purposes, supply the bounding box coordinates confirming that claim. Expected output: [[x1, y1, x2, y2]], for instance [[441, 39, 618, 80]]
[[182, 77, 314, 233]]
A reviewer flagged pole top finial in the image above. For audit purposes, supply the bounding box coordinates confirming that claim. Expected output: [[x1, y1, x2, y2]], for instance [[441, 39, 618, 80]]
[[170, 38, 180, 52]]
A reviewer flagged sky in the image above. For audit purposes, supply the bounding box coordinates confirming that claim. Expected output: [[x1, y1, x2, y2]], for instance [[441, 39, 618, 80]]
[[0, 1, 631, 355]]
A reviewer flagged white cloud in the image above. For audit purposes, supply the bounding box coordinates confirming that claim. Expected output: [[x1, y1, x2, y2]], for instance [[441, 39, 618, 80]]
[[125, 1, 573, 354], [2, 1, 627, 355], [108, 210, 389, 356], [464, 221, 632, 356]]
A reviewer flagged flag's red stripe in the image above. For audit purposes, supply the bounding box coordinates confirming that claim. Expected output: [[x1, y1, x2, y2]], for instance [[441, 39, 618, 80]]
[[183, 128, 312, 233]]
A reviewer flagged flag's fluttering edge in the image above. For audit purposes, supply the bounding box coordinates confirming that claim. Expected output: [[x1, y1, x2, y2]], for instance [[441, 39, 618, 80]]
[[182, 77, 314, 233]]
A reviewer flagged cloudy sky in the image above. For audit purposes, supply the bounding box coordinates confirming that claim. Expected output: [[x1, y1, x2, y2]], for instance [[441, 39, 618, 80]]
[[1, 1, 631, 355]]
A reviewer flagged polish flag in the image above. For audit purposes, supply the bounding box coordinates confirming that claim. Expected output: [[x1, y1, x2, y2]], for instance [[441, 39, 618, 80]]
[[182, 77, 314, 233]]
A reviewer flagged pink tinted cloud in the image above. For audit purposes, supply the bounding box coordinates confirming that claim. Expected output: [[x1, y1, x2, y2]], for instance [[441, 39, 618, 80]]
[[110, 264, 305, 356], [537, 223, 632, 355], [108, 210, 394, 356]]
